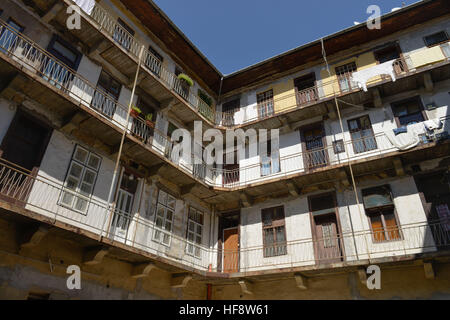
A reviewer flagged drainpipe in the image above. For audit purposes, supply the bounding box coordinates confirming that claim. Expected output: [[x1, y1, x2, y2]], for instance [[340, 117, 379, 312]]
[[99, 45, 145, 240]]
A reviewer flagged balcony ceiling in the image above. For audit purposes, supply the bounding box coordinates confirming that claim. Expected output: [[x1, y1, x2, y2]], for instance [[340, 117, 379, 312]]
[[120, 0, 449, 95]]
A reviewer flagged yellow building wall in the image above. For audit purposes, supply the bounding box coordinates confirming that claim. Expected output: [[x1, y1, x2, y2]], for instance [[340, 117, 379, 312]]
[[273, 79, 297, 113], [320, 52, 377, 98], [409, 46, 446, 69]]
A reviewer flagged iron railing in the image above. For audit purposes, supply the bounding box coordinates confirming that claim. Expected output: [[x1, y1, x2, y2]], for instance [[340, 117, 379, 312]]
[[0, 156, 449, 273]]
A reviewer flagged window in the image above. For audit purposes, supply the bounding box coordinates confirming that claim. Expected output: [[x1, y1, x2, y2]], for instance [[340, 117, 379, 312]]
[[260, 139, 280, 176], [294, 73, 317, 105], [113, 18, 135, 51], [333, 140, 345, 154], [424, 31, 449, 47], [92, 71, 121, 118], [186, 207, 204, 257], [146, 45, 163, 77], [335, 62, 357, 92], [374, 44, 407, 74], [261, 206, 287, 257], [0, 18, 24, 53], [113, 171, 138, 232], [257, 90, 274, 119], [153, 189, 176, 246], [60, 145, 101, 214], [348, 115, 377, 154], [391, 97, 426, 127], [363, 185, 401, 242], [221, 98, 240, 126], [47, 36, 81, 70]]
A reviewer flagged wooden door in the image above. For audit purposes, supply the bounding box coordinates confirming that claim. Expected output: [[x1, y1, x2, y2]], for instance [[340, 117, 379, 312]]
[[294, 73, 317, 105], [313, 214, 343, 264], [223, 227, 239, 273]]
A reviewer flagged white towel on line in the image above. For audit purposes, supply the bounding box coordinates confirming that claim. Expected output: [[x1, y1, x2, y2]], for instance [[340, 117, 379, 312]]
[[423, 118, 442, 131], [351, 59, 397, 92], [74, 0, 95, 15], [384, 122, 426, 151]]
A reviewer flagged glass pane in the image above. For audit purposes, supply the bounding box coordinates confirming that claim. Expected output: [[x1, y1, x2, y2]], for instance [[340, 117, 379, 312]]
[[156, 206, 165, 217], [167, 196, 176, 209], [188, 221, 195, 231], [53, 40, 77, 64], [87, 154, 101, 170], [188, 232, 194, 242], [66, 176, 79, 190], [158, 190, 167, 205], [166, 210, 173, 222], [69, 163, 83, 178], [74, 147, 88, 163], [62, 191, 74, 206], [195, 235, 202, 245], [155, 217, 163, 228], [75, 198, 88, 212], [83, 169, 96, 185], [163, 233, 170, 245], [196, 225, 202, 236], [164, 221, 172, 232], [80, 182, 92, 196]]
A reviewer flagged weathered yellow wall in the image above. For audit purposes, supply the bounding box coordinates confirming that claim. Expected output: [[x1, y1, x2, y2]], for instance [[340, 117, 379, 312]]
[[272, 80, 297, 113], [0, 217, 207, 300], [212, 264, 450, 300], [409, 46, 446, 69], [320, 52, 377, 98]]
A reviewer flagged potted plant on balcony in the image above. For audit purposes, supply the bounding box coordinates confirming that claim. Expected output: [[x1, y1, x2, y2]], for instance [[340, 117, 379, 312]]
[[145, 113, 154, 128], [130, 106, 141, 118], [177, 73, 194, 87]]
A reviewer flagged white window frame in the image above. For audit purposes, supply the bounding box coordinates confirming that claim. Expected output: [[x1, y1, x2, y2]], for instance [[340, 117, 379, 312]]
[[185, 207, 204, 258], [59, 145, 101, 214], [152, 189, 176, 246]]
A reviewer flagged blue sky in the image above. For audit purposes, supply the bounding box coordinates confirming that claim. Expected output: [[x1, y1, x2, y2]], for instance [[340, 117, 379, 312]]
[[152, 0, 416, 74]]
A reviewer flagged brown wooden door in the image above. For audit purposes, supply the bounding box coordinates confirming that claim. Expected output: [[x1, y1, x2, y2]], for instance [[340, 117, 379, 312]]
[[223, 227, 239, 273], [313, 214, 343, 264]]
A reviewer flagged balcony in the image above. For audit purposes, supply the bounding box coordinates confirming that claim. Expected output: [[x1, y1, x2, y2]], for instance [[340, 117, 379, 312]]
[[216, 44, 450, 129], [0, 157, 449, 275], [52, 0, 217, 128], [213, 117, 450, 189]]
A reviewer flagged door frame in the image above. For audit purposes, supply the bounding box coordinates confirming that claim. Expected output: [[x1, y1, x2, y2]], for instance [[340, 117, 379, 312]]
[[294, 72, 317, 106], [299, 122, 329, 171], [222, 226, 240, 273], [308, 192, 345, 264], [217, 210, 240, 272]]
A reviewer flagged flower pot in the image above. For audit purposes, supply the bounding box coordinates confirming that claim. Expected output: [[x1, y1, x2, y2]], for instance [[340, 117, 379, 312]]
[[130, 109, 140, 118], [146, 120, 155, 128]]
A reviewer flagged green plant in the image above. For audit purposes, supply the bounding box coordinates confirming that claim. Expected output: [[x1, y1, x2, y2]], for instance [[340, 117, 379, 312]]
[[198, 89, 212, 107], [145, 113, 153, 121], [177, 73, 194, 87], [131, 106, 141, 114]]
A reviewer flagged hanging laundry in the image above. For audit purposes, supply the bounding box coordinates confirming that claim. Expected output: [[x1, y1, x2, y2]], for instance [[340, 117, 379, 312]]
[[74, 0, 96, 15], [351, 59, 397, 92], [385, 122, 426, 150], [423, 118, 443, 131]]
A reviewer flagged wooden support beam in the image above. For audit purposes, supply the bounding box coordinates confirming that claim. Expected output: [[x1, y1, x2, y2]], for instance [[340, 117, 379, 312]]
[[129, 73, 146, 87], [278, 115, 292, 130], [88, 39, 109, 55], [357, 267, 367, 285], [42, 2, 64, 23], [180, 184, 196, 196], [338, 169, 351, 188], [423, 261, 435, 279], [160, 98, 176, 112], [423, 72, 434, 92], [238, 280, 254, 295], [83, 246, 109, 265], [240, 192, 253, 208], [294, 273, 308, 290], [326, 102, 337, 120], [20, 225, 49, 249], [148, 163, 167, 178], [372, 88, 383, 108], [171, 274, 192, 288], [393, 158, 405, 176], [131, 262, 156, 279], [286, 181, 301, 197], [60, 111, 89, 133]]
